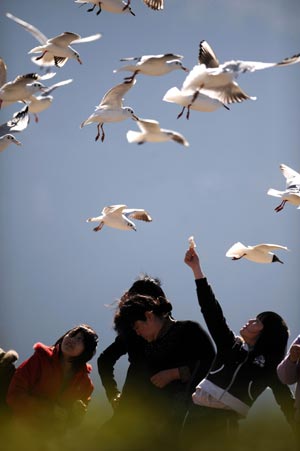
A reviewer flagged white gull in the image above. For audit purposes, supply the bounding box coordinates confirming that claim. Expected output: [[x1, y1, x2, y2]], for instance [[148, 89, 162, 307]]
[[26, 79, 73, 122], [143, 0, 164, 10], [267, 164, 300, 212], [75, 0, 135, 16], [0, 76, 50, 109], [0, 134, 22, 153], [0, 105, 29, 136], [113, 53, 188, 82], [163, 86, 228, 118], [163, 41, 238, 119], [80, 78, 139, 142], [226, 242, 289, 264], [6, 12, 101, 68], [86, 204, 152, 231], [126, 118, 189, 147], [0, 58, 55, 108], [183, 40, 300, 115]]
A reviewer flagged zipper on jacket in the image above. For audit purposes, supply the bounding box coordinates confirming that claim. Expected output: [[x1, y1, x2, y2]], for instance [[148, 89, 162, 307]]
[[248, 380, 254, 401], [219, 351, 249, 400]]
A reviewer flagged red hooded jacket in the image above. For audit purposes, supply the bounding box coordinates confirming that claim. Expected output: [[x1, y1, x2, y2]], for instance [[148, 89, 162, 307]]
[[6, 342, 94, 418]]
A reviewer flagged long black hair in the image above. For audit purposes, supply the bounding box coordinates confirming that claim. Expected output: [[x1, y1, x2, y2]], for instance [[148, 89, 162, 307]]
[[54, 324, 99, 371], [254, 311, 289, 366]]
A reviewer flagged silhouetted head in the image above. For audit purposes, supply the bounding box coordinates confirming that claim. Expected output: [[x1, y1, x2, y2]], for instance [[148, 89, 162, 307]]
[[114, 294, 173, 339], [126, 273, 167, 299], [114, 274, 170, 336]]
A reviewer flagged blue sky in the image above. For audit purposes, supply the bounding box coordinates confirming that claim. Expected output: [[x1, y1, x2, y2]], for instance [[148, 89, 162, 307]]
[[0, 0, 299, 418]]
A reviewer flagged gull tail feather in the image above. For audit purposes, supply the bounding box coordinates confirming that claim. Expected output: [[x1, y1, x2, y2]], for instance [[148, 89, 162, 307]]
[[267, 188, 283, 198]]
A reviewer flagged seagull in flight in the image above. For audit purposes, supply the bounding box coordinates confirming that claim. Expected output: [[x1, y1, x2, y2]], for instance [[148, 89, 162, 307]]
[[163, 86, 228, 118], [26, 79, 73, 122], [86, 204, 152, 231], [75, 0, 136, 16], [80, 78, 139, 142], [172, 40, 256, 119], [0, 105, 30, 136], [0, 74, 52, 109], [113, 53, 188, 82], [182, 40, 300, 117], [0, 134, 22, 153], [6, 12, 101, 68], [143, 0, 164, 10], [226, 242, 289, 264], [126, 118, 189, 147], [0, 57, 55, 108], [267, 164, 300, 212]]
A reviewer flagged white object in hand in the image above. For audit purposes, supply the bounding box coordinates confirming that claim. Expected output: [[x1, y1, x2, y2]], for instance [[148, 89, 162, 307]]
[[188, 236, 196, 249]]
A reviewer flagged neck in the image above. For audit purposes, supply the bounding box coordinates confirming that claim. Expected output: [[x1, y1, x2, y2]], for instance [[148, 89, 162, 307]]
[[60, 354, 73, 374], [243, 337, 257, 348]]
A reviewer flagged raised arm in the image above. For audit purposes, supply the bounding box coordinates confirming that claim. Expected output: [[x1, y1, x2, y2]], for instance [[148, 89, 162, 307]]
[[277, 335, 300, 385], [184, 247, 205, 280], [184, 246, 235, 350]]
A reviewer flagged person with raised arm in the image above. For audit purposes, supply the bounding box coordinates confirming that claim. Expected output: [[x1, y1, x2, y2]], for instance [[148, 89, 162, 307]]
[[183, 245, 295, 450]]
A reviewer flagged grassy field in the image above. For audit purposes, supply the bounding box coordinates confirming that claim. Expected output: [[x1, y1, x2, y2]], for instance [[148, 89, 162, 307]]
[[1, 397, 297, 451]]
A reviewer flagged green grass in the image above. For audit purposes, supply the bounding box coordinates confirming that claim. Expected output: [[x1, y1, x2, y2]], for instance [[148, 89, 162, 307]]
[[1, 398, 297, 451]]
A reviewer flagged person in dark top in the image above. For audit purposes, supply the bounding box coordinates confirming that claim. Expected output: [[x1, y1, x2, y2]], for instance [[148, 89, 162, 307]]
[[182, 245, 295, 450], [98, 275, 215, 451], [98, 274, 167, 412]]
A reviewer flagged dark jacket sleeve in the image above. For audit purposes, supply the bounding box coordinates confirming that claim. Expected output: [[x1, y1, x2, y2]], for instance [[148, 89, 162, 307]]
[[97, 335, 128, 402], [181, 321, 216, 389], [195, 278, 236, 351], [268, 368, 296, 427]]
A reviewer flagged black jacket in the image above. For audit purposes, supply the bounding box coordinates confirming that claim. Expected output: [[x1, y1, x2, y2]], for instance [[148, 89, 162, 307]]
[[98, 318, 216, 416], [195, 278, 295, 421]]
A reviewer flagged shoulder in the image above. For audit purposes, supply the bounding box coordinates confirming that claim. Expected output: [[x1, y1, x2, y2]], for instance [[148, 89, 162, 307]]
[[177, 320, 201, 329], [32, 342, 56, 361], [174, 320, 208, 336]]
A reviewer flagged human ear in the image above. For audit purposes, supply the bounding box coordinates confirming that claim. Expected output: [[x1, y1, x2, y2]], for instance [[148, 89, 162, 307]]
[[145, 311, 154, 322]]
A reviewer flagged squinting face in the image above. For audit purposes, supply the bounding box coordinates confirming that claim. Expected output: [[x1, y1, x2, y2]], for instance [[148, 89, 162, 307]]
[[240, 318, 264, 344], [133, 314, 160, 342], [61, 331, 85, 358]]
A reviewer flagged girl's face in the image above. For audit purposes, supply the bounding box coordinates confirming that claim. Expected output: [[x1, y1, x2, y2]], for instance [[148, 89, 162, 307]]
[[133, 311, 163, 342], [61, 331, 85, 358], [240, 318, 264, 344]]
